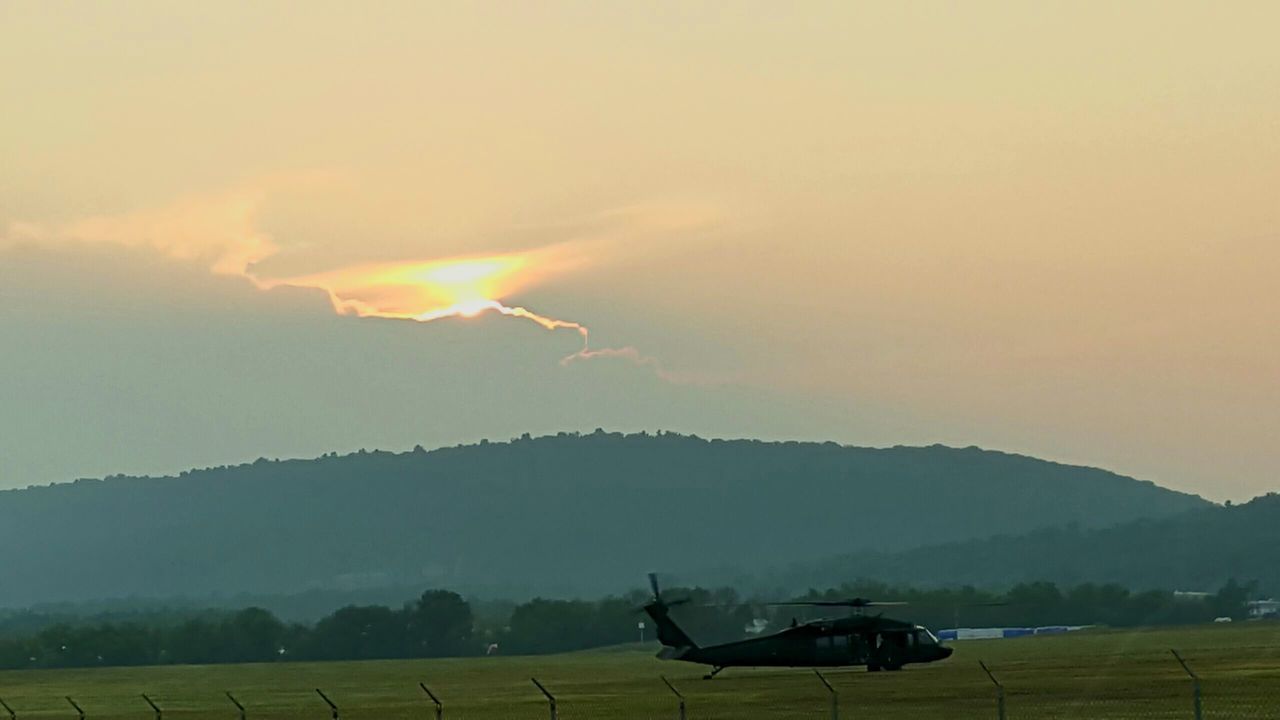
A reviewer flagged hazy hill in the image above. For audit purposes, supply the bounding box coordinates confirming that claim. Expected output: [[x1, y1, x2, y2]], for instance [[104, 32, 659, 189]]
[[790, 493, 1280, 594], [0, 432, 1207, 607]]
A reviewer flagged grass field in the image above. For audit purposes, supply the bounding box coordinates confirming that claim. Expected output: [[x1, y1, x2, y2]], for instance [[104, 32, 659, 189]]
[[1, 623, 1278, 719]]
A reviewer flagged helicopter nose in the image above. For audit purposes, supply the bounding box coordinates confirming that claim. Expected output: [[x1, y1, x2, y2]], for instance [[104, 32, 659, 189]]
[[939, 646, 954, 659]]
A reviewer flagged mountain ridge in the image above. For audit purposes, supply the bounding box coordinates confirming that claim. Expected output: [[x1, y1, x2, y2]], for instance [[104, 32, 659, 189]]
[[782, 491, 1279, 594], [0, 432, 1208, 607]]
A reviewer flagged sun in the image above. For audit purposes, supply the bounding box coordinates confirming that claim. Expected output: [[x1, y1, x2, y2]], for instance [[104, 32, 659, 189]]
[[263, 251, 596, 357]]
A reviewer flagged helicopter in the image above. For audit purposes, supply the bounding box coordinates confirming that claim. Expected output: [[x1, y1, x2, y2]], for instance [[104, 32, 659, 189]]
[[642, 574, 953, 678]]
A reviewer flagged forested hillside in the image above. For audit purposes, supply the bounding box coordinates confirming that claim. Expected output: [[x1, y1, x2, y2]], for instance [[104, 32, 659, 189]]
[[790, 494, 1280, 594], [0, 432, 1206, 607]]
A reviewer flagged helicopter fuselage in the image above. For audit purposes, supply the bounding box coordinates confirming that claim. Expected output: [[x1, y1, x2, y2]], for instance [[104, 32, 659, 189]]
[[646, 599, 952, 675], [641, 575, 953, 676], [666, 615, 951, 671]]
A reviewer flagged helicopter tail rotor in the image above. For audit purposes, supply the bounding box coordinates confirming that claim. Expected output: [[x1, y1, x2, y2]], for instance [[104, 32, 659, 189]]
[[641, 574, 699, 650], [646, 573, 691, 609]]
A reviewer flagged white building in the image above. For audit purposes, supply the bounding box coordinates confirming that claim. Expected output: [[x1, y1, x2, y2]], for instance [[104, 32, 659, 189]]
[[1247, 599, 1279, 619]]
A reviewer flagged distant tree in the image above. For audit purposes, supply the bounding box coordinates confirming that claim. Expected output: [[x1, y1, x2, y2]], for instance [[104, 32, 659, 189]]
[[308, 605, 405, 660], [1210, 578, 1256, 620], [403, 590, 474, 657], [503, 599, 596, 654], [166, 617, 221, 664], [587, 596, 642, 647], [662, 587, 752, 645], [1006, 582, 1064, 626], [224, 607, 286, 662], [1064, 583, 1130, 625], [83, 622, 156, 666]]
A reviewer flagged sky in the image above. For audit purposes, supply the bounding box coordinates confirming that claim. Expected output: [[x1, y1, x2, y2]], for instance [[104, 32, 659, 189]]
[[1, 1, 1277, 501]]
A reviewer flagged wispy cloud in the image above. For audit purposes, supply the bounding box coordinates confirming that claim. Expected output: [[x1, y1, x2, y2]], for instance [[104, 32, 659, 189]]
[[3, 181, 718, 378]]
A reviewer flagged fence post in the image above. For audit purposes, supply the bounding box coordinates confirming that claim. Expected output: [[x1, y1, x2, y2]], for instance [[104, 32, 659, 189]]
[[226, 691, 246, 720], [661, 676, 686, 720], [0, 696, 14, 720], [420, 682, 443, 720], [1172, 649, 1203, 720], [813, 670, 839, 720], [65, 697, 84, 720], [979, 661, 1005, 720], [141, 694, 161, 720], [315, 689, 338, 720], [531, 678, 558, 720]]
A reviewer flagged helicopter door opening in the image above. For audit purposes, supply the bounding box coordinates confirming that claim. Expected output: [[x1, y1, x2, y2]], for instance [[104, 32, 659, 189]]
[[850, 634, 869, 663], [873, 632, 907, 669]]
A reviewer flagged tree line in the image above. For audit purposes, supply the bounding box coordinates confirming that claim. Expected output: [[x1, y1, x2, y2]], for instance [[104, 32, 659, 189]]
[[0, 579, 1260, 670], [0, 590, 473, 669], [789, 578, 1258, 630]]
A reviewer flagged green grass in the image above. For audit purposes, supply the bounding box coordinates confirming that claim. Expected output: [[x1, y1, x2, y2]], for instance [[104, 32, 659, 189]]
[[1, 623, 1278, 719]]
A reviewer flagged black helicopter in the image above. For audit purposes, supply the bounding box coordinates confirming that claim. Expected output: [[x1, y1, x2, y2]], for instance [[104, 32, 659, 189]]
[[642, 574, 953, 678]]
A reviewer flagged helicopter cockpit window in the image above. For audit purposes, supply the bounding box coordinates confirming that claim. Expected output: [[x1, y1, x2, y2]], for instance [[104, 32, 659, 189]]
[[915, 628, 939, 646]]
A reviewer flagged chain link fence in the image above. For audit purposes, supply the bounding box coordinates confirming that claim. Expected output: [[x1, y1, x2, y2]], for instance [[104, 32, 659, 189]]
[[0, 653, 1274, 719]]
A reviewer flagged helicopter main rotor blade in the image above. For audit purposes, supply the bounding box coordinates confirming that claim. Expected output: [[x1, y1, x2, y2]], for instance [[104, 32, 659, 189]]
[[766, 599, 909, 608], [635, 597, 692, 615], [892, 600, 1011, 609]]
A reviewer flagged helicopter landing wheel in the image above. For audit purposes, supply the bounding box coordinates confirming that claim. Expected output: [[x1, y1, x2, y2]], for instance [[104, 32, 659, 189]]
[[867, 664, 881, 672]]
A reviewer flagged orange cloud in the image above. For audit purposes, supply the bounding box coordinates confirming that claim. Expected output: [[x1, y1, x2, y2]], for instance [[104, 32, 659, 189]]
[[3, 184, 671, 368], [4, 186, 276, 276], [262, 249, 596, 354], [267, 250, 556, 318]]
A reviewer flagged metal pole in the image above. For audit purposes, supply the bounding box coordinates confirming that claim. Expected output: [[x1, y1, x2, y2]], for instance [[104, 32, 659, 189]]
[[65, 697, 84, 720], [315, 689, 339, 720], [661, 676, 686, 720], [226, 691, 246, 720], [979, 661, 1005, 720], [420, 682, 443, 720], [1172, 649, 1203, 720], [141, 694, 161, 720], [531, 678, 558, 720], [814, 669, 839, 720], [0, 696, 15, 720]]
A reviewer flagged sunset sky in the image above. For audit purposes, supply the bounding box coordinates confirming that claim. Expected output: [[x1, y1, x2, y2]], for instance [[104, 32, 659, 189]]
[[2, 1, 1277, 500]]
